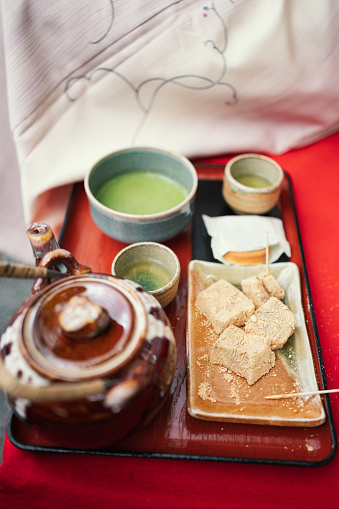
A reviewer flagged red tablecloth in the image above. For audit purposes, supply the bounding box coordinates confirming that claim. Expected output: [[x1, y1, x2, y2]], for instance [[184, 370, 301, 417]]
[[1, 133, 339, 508]]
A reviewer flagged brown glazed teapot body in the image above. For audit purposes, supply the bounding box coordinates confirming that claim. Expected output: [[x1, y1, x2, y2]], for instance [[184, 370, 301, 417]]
[[0, 225, 176, 449]]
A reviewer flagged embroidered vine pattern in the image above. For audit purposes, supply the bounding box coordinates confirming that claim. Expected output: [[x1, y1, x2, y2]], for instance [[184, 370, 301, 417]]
[[64, 0, 238, 143], [89, 0, 114, 44]]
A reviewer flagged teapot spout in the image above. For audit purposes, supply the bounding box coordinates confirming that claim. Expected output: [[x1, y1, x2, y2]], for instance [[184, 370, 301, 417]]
[[26, 223, 61, 292], [26, 223, 60, 265], [26, 223, 91, 293]]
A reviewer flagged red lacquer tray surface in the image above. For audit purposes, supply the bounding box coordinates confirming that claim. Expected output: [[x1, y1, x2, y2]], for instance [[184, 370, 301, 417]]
[[8, 164, 336, 466]]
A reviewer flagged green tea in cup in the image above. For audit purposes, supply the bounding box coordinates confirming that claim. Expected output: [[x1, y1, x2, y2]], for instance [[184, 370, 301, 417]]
[[234, 173, 271, 188]]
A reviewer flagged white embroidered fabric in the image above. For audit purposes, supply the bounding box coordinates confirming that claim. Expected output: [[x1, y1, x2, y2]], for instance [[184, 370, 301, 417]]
[[2, 0, 339, 234]]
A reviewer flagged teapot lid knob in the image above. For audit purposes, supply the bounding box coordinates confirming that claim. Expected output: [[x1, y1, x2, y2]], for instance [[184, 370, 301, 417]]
[[58, 295, 110, 340]]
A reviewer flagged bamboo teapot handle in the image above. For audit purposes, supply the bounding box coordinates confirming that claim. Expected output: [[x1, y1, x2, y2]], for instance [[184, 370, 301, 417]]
[[0, 356, 140, 406], [0, 357, 106, 403]]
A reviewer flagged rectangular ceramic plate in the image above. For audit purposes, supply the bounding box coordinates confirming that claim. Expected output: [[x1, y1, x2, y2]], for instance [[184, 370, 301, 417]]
[[187, 260, 326, 427]]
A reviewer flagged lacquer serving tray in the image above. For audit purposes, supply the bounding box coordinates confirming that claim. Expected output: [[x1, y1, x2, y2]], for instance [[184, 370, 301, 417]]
[[187, 261, 325, 426], [7, 165, 337, 466]]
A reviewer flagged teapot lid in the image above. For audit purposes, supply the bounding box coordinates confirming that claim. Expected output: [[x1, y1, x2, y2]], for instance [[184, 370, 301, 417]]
[[19, 275, 147, 382]]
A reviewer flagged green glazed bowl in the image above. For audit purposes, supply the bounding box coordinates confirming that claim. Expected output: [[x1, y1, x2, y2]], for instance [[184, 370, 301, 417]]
[[84, 147, 198, 243]]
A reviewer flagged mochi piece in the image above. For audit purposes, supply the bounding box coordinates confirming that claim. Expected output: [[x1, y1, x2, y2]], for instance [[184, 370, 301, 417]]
[[195, 279, 255, 334], [245, 296, 296, 350], [210, 325, 276, 385], [241, 272, 285, 309]]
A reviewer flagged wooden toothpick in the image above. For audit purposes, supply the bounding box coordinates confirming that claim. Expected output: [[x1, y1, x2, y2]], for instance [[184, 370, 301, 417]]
[[265, 388, 339, 400]]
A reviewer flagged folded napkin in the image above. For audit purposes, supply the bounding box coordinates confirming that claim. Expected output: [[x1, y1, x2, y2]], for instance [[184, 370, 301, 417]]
[[203, 215, 291, 265]]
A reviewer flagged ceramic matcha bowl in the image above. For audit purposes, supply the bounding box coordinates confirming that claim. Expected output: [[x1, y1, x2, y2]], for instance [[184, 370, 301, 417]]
[[222, 154, 284, 215], [112, 242, 180, 308], [85, 147, 198, 243]]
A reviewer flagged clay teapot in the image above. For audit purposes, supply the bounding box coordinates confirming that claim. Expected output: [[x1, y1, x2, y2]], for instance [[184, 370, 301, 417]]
[[0, 224, 176, 449]]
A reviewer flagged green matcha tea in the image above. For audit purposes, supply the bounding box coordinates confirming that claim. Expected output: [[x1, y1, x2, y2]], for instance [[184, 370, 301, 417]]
[[122, 260, 172, 292], [95, 171, 189, 215], [234, 174, 271, 188]]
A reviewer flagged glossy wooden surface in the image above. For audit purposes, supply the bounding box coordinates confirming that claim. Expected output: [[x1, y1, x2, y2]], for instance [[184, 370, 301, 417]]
[[8, 164, 335, 465]]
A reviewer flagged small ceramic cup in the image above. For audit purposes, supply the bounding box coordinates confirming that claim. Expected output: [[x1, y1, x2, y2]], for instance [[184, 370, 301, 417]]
[[112, 242, 180, 308], [222, 154, 284, 215]]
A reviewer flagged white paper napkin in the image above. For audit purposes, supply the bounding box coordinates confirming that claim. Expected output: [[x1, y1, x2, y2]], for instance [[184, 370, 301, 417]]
[[202, 215, 291, 265]]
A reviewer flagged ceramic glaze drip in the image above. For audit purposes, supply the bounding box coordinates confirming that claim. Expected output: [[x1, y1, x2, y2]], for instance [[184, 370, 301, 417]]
[[122, 260, 172, 292], [234, 174, 271, 188], [95, 171, 189, 215]]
